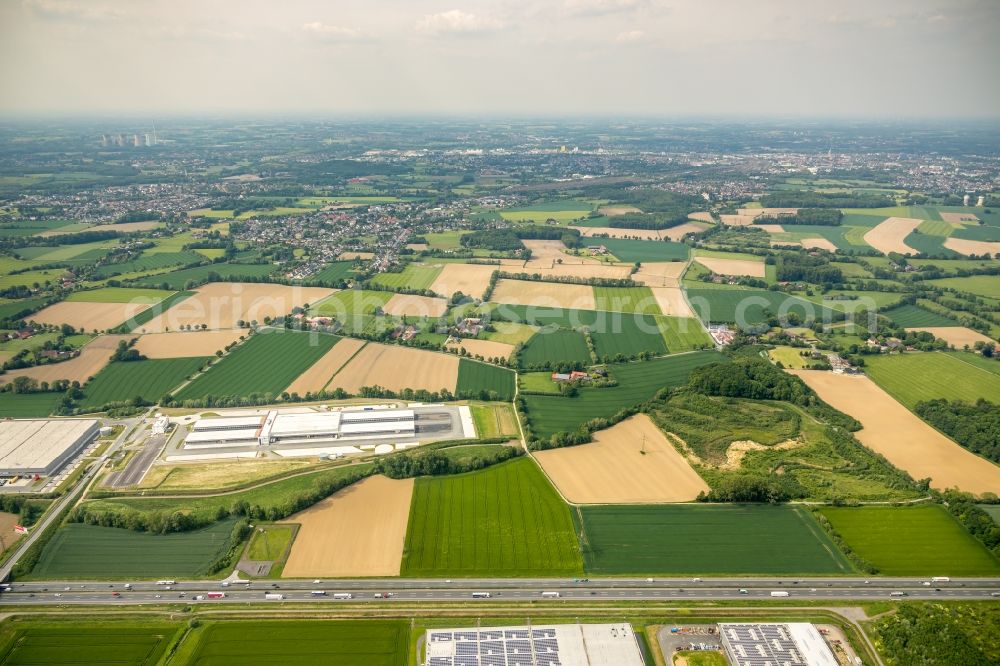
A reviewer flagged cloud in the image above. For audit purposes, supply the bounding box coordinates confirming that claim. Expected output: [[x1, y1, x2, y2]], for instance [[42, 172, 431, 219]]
[[416, 9, 503, 35], [615, 29, 645, 43], [23, 0, 123, 21], [302, 21, 364, 41], [564, 0, 643, 16]]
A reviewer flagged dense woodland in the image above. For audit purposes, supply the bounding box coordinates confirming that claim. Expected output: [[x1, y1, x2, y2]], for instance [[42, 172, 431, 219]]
[[915, 399, 1000, 464]]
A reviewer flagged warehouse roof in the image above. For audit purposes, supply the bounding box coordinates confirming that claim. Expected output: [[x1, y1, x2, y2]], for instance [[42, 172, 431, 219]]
[[0, 419, 98, 472], [191, 416, 264, 431]]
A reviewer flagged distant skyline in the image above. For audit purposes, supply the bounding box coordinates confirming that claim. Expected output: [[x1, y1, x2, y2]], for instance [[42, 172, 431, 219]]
[[1, 0, 998, 118]]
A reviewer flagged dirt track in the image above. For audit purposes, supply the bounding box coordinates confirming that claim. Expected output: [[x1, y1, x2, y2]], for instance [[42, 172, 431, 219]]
[[790, 370, 1000, 495], [134, 330, 246, 358], [281, 475, 414, 577], [534, 414, 709, 503], [284, 338, 367, 396], [862, 217, 921, 255], [330, 342, 459, 393]]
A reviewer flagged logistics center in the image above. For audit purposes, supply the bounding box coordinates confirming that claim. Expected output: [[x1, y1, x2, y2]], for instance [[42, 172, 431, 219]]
[[0, 419, 99, 477]]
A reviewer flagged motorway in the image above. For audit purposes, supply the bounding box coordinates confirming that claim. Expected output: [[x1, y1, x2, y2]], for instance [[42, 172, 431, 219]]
[[3, 577, 999, 606]]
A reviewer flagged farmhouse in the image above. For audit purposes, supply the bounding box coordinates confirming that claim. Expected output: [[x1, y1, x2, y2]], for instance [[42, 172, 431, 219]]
[[0, 419, 99, 476]]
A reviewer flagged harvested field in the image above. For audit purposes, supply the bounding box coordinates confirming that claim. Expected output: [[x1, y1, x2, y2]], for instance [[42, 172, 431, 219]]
[[534, 414, 709, 503], [40, 220, 162, 237], [649, 287, 695, 317], [140, 282, 335, 332], [428, 263, 497, 299], [527, 263, 634, 280], [29, 301, 151, 331], [632, 262, 687, 287], [381, 293, 448, 317], [598, 205, 642, 216], [940, 212, 980, 224], [331, 342, 459, 393], [283, 337, 366, 396], [445, 338, 515, 361], [571, 226, 662, 240], [281, 475, 414, 577], [719, 215, 758, 226], [338, 251, 373, 260], [134, 330, 245, 358], [862, 217, 922, 255], [694, 257, 766, 277], [943, 237, 1000, 257], [1, 334, 127, 386], [688, 211, 715, 223], [790, 370, 1000, 495], [659, 223, 709, 240], [738, 207, 798, 218], [490, 279, 595, 310], [800, 237, 838, 252], [756, 224, 785, 233], [904, 326, 995, 348]]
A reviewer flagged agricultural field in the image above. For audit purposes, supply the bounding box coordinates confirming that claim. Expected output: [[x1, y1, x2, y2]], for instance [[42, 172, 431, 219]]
[[309, 260, 356, 283], [310, 288, 392, 317], [89, 251, 204, 279], [283, 336, 364, 396], [519, 328, 591, 366], [577, 504, 852, 575], [593, 285, 661, 315], [694, 256, 766, 278], [30, 520, 238, 578], [123, 291, 195, 332], [928, 275, 1000, 299], [519, 371, 560, 393], [470, 403, 518, 438], [490, 279, 596, 310], [330, 342, 459, 394], [903, 326, 995, 348], [657, 315, 711, 351], [0, 297, 49, 322], [401, 458, 584, 576], [444, 337, 514, 362], [596, 238, 690, 262], [64, 287, 175, 303], [591, 313, 671, 358], [820, 506, 1000, 576], [381, 293, 448, 317], [1, 334, 128, 387], [134, 262, 277, 290], [0, 392, 62, 418], [133, 329, 245, 358], [78, 357, 207, 410], [499, 200, 593, 224], [523, 351, 725, 439], [174, 330, 339, 401], [428, 262, 497, 299], [882, 303, 955, 327], [178, 620, 408, 666], [686, 288, 837, 327], [456, 358, 515, 400], [29, 300, 154, 331], [863, 351, 1000, 408], [0, 623, 177, 666], [138, 459, 312, 492], [369, 262, 442, 290]]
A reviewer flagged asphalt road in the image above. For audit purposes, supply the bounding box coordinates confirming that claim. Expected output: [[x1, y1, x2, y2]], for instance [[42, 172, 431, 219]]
[[104, 434, 166, 487]]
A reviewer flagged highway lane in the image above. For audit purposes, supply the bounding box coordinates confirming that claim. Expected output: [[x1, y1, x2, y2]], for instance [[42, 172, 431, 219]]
[[104, 434, 166, 487]]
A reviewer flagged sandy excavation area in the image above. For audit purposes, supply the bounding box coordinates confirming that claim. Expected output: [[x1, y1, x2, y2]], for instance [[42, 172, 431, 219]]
[[284, 337, 367, 396], [939, 212, 980, 224], [535, 414, 709, 503], [428, 263, 497, 299], [649, 287, 695, 317], [1, 334, 128, 386], [139, 282, 335, 333], [382, 293, 449, 318], [862, 217, 922, 255], [489, 279, 596, 310], [695, 257, 766, 277], [903, 326, 996, 348], [330, 342, 459, 394], [632, 262, 687, 287], [790, 370, 1000, 495], [445, 338, 515, 361], [134, 330, 246, 358], [30, 301, 152, 332], [800, 238, 838, 252], [280, 475, 414, 577], [943, 237, 1000, 257]]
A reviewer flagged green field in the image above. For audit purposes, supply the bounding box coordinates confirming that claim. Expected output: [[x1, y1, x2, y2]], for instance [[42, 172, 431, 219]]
[[121, 290, 195, 332], [499, 201, 593, 224], [174, 330, 339, 401], [593, 285, 660, 315], [402, 458, 583, 576], [246, 525, 295, 561], [928, 275, 1000, 299], [864, 351, 1000, 409], [182, 620, 407, 666], [598, 238, 689, 262], [881, 303, 955, 327], [31, 520, 237, 578], [0, 297, 49, 322], [578, 504, 852, 575], [0, 392, 61, 417], [369, 263, 442, 290], [311, 289, 393, 317], [519, 371, 560, 393], [686, 288, 837, 326], [456, 358, 515, 400], [519, 328, 591, 366], [90, 251, 204, 279], [523, 351, 725, 439], [309, 261, 356, 283], [65, 287, 174, 304], [134, 263, 277, 290], [79, 357, 208, 410], [657, 315, 712, 351], [820, 505, 1000, 576], [0, 623, 177, 666]]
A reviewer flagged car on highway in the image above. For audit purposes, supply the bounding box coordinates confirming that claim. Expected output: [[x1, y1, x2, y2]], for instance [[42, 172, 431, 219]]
[[154, 594, 161, 599], [112, 592, 120, 597]]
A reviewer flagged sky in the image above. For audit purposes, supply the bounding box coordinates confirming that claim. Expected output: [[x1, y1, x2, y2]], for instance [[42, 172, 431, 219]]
[[1, 0, 998, 118]]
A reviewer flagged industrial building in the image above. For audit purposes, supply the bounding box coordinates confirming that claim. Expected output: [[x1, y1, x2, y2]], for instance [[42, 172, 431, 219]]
[[0, 419, 99, 476], [720, 623, 838, 666], [425, 623, 644, 666]]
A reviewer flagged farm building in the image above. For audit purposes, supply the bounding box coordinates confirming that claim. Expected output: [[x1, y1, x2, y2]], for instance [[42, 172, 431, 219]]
[[0, 419, 99, 476], [425, 623, 644, 666], [720, 623, 837, 666]]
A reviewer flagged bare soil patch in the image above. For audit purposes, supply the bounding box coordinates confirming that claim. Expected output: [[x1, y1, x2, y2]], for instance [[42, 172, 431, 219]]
[[862, 217, 922, 255], [139, 282, 335, 333], [800, 237, 838, 252], [382, 293, 448, 318], [632, 262, 687, 287], [943, 237, 1000, 257], [721, 439, 802, 470], [939, 212, 980, 224], [695, 257, 766, 277], [406, 243, 429, 251], [790, 370, 1000, 495], [2, 334, 128, 386], [598, 205, 643, 216], [0, 512, 24, 553], [330, 342, 459, 394], [534, 414, 709, 503], [649, 287, 695, 317], [489, 279, 596, 310], [139, 459, 312, 490], [428, 263, 497, 299], [445, 338, 515, 361], [30, 301, 151, 331], [134, 330, 246, 358], [903, 326, 995, 348], [281, 475, 414, 577], [284, 338, 367, 396]]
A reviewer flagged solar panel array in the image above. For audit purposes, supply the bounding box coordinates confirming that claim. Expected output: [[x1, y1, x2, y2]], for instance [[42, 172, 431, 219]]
[[721, 624, 807, 666], [427, 627, 561, 666]]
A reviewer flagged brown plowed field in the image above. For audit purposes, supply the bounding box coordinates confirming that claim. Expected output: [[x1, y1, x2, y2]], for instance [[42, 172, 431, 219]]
[[134, 330, 246, 358], [382, 293, 449, 317], [280, 475, 414, 577], [695, 257, 766, 277], [30, 301, 151, 331], [790, 370, 1000, 496], [862, 217, 922, 255], [489, 279, 596, 309], [534, 414, 709, 503], [330, 342, 459, 393], [428, 263, 497, 299], [284, 338, 367, 396], [1, 334, 128, 386]]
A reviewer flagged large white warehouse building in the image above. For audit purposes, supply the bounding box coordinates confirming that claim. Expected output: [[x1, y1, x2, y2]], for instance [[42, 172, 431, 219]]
[[0, 419, 99, 476]]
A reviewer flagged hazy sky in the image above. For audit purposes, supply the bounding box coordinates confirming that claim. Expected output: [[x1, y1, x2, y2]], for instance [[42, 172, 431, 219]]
[[2, 0, 998, 118]]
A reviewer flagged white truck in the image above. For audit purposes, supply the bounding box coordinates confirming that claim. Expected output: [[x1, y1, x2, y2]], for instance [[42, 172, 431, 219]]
[[265, 593, 284, 600], [770, 591, 790, 597], [333, 593, 353, 600], [931, 577, 951, 583]]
